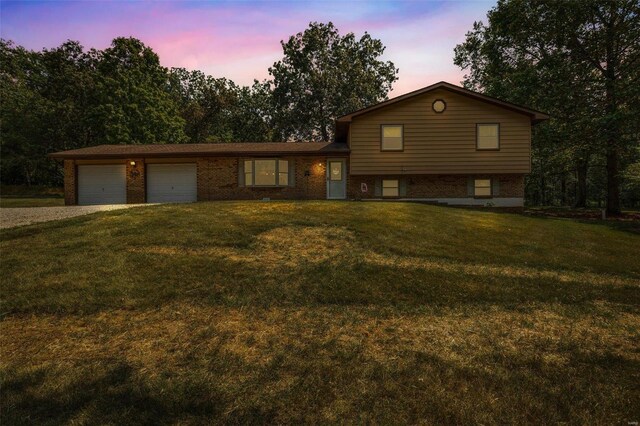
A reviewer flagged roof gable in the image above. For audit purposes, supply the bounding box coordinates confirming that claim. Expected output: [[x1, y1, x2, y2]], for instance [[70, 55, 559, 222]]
[[337, 81, 549, 124]]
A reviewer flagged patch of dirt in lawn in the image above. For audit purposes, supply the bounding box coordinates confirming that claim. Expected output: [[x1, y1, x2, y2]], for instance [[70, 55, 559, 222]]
[[255, 225, 356, 265], [128, 225, 357, 267]]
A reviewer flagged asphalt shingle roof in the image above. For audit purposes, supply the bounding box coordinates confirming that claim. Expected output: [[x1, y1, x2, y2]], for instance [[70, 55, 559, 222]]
[[49, 142, 349, 159]]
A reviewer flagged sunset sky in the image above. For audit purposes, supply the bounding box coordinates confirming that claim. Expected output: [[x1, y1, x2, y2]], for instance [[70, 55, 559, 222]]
[[1, 0, 495, 95]]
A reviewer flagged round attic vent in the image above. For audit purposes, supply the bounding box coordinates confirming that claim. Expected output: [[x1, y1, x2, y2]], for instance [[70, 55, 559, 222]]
[[432, 99, 446, 113]]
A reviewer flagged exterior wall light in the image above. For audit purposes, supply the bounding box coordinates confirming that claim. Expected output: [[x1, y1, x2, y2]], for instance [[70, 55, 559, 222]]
[[130, 161, 136, 166]]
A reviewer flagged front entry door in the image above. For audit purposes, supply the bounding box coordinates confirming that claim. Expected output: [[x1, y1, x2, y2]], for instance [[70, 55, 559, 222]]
[[326, 159, 346, 199]]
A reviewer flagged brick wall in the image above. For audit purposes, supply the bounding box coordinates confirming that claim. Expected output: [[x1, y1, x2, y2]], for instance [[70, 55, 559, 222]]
[[197, 156, 333, 200], [126, 158, 145, 203], [497, 174, 524, 197], [348, 174, 524, 199], [62, 156, 523, 204], [64, 159, 76, 205]]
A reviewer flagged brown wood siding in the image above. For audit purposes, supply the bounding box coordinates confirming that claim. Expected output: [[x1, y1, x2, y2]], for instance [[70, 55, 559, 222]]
[[349, 89, 531, 175]]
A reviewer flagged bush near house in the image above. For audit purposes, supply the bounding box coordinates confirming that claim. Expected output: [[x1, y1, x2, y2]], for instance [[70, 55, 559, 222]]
[[1, 201, 638, 424]]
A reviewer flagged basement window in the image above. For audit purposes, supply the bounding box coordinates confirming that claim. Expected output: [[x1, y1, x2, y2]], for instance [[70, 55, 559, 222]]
[[474, 179, 492, 197], [382, 179, 399, 197], [244, 159, 289, 187]]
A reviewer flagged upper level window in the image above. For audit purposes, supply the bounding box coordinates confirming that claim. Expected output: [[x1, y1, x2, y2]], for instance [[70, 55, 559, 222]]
[[477, 124, 500, 150], [244, 159, 289, 186], [381, 125, 403, 151]]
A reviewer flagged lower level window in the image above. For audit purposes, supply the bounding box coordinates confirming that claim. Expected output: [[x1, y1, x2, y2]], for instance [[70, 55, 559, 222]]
[[382, 179, 399, 197], [474, 179, 492, 197], [244, 159, 289, 186]]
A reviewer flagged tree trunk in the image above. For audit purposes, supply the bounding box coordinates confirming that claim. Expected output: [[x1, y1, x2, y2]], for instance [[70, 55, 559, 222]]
[[574, 158, 588, 208], [540, 169, 546, 206], [560, 173, 566, 206], [23, 164, 32, 187], [604, 7, 621, 216], [606, 147, 621, 215]]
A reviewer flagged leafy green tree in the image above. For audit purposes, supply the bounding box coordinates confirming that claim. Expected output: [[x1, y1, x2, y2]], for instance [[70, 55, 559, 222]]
[[454, 0, 640, 214], [1, 39, 95, 185], [269, 22, 398, 142], [1, 38, 188, 185], [169, 70, 275, 143], [229, 80, 277, 142], [0, 40, 49, 185], [168, 68, 238, 142], [89, 37, 186, 145]]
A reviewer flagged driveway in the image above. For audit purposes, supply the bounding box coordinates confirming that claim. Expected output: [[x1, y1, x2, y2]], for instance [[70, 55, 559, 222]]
[[0, 204, 152, 229]]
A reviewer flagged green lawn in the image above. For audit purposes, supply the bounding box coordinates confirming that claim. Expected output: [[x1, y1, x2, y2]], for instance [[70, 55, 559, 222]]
[[0, 197, 65, 208], [0, 185, 64, 208], [1, 201, 639, 424]]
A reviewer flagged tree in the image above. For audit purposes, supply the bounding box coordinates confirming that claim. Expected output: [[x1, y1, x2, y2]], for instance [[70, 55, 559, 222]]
[[1, 38, 189, 186], [454, 0, 640, 214], [228, 80, 277, 142], [169, 70, 275, 143], [0, 39, 97, 185], [89, 37, 186, 145], [269, 22, 398, 142], [168, 68, 238, 142]]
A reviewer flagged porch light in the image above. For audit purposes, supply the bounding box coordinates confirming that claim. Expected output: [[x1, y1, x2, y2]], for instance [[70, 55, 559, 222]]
[[130, 161, 136, 166]]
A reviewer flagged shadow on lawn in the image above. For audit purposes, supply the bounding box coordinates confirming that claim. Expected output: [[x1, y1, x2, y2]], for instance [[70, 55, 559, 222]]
[[3, 336, 638, 424], [2, 363, 227, 425], [148, 253, 640, 313], [3, 252, 639, 316]]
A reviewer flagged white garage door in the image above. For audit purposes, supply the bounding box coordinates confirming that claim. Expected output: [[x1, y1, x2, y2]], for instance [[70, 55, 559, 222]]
[[147, 163, 197, 203], [77, 164, 127, 205]]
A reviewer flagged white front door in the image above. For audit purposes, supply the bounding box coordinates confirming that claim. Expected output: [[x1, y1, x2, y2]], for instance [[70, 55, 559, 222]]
[[77, 164, 127, 205], [326, 159, 346, 199], [146, 163, 197, 203]]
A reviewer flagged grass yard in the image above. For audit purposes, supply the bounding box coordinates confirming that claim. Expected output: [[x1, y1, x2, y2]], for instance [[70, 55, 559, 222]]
[[0, 185, 64, 208], [1, 201, 639, 424], [0, 197, 65, 208]]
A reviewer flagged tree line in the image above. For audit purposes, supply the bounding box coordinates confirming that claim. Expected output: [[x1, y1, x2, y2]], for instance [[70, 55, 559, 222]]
[[454, 0, 640, 213], [0, 22, 397, 187]]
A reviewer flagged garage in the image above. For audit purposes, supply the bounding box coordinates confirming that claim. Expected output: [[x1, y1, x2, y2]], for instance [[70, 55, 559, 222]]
[[77, 164, 127, 205], [146, 163, 197, 203]]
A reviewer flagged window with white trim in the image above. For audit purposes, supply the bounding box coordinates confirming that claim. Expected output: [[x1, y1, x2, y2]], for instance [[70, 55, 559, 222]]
[[381, 125, 403, 151], [382, 179, 399, 197], [244, 159, 289, 186], [474, 179, 492, 197], [477, 124, 500, 150]]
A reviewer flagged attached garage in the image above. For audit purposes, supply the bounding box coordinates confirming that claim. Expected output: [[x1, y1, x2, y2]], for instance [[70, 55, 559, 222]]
[[146, 163, 197, 203], [77, 164, 127, 205]]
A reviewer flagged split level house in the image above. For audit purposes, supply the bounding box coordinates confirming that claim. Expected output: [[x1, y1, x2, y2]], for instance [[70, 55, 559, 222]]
[[50, 81, 549, 207]]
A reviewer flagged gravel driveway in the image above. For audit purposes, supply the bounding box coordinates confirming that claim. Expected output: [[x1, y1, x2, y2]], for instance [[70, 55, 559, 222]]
[[0, 204, 152, 229]]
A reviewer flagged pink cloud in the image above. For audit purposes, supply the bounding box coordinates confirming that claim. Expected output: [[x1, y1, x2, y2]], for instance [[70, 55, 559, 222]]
[[1, 1, 494, 93]]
